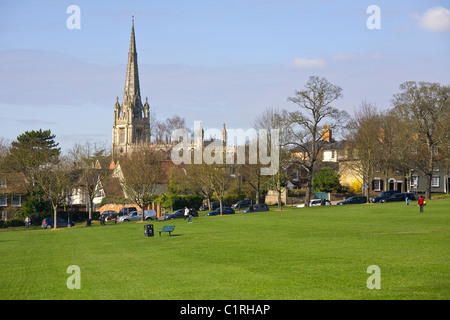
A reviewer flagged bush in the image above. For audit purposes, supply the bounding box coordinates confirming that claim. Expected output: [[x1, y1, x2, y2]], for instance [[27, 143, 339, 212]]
[[155, 194, 204, 211], [0, 219, 25, 228], [288, 189, 306, 197], [313, 167, 343, 193], [171, 195, 203, 210], [58, 211, 100, 222]]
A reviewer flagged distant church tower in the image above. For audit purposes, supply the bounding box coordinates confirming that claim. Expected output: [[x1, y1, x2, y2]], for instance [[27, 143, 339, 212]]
[[112, 17, 150, 156]]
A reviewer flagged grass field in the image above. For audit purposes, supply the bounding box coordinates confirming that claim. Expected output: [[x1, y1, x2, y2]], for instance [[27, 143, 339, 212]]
[[1, 199, 449, 300]]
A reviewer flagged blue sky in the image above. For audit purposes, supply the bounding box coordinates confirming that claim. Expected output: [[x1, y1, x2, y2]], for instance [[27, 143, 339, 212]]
[[1, 0, 449, 151]]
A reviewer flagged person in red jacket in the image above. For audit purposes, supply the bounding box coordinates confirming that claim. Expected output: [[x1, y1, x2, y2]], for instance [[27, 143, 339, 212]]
[[418, 195, 426, 213]]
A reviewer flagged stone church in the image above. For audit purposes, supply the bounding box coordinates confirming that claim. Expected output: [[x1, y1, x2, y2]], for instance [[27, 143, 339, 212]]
[[112, 18, 151, 156]]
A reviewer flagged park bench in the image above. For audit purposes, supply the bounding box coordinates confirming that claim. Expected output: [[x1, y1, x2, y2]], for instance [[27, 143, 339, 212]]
[[158, 225, 175, 236]]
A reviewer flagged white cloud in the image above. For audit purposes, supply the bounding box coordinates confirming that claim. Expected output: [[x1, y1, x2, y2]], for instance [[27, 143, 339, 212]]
[[293, 57, 325, 69], [415, 6, 450, 32]]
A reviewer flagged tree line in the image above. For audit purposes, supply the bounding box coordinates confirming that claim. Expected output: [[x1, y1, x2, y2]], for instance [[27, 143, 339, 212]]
[[0, 77, 448, 226]]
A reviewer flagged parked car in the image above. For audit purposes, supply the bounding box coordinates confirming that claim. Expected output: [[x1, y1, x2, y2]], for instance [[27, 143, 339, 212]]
[[164, 208, 198, 220], [100, 210, 118, 221], [382, 193, 417, 203], [117, 211, 140, 222], [199, 202, 220, 211], [337, 196, 367, 205], [143, 210, 157, 220], [231, 199, 254, 209], [206, 207, 235, 216], [296, 199, 332, 208], [310, 199, 331, 206], [41, 217, 75, 229], [242, 204, 269, 213], [371, 190, 400, 203], [117, 207, 138, 218], [117, 210, 157, 222]]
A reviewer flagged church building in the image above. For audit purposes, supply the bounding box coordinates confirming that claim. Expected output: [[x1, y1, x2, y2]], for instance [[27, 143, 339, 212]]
[[112, 18, 151, 156]]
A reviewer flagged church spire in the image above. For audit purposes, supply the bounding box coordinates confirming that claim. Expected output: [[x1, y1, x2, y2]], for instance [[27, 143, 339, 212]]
[[123, 15, 142, 110], [112, 17, 151, 157]]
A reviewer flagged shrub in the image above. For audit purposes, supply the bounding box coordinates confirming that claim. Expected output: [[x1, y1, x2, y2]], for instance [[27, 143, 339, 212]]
[[0, 219, 25, 228], [288, 189, 306, 197], [313, 167, 343, 193], [155, 194, 204, 211]]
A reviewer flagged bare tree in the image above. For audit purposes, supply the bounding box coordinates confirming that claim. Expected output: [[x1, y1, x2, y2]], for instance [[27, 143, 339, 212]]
[[286, 76, 349, 206], [378, 111, 400, 190], [181, 161, 215, 210], [68, 141, 111, 220], [118, 146, 165, 221], [34, 157, 73, 229], [253, 107, 290, 210], [345, 101, 382, 201], [154, 115, 189, 144], [209, 164, 234, 215], [0, 138, 11, 171], [391, 81, 450, 199], [241, 143, 268, 205]]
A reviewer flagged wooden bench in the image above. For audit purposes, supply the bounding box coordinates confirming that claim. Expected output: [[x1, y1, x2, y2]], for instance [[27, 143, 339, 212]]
[[158, 225, 175, 236]]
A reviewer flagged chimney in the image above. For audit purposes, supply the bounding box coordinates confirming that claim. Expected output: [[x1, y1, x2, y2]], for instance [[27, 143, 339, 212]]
[[321, 125, 332, 142]]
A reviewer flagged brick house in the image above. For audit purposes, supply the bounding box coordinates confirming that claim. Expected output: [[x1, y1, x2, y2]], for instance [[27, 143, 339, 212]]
[[0, 173, 28, 220]]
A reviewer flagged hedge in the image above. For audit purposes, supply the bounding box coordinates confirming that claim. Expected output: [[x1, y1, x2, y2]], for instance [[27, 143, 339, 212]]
[[0, 219, 24, 228], [155, 194, 204, 211]]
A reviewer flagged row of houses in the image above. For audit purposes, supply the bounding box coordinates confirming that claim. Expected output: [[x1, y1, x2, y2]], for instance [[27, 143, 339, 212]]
[[286, 127, 449, 197], [0, 157, 172, 221]]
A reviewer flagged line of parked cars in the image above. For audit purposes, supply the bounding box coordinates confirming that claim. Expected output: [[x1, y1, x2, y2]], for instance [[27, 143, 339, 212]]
[[164, 208, 198, 220], [370, 190, 418, 203], [41, 190, 417, 229], [205, 201, 270, 216]]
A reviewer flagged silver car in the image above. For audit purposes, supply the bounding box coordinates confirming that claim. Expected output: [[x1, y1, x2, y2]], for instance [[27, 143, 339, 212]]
[[117, 210, 157, 222]]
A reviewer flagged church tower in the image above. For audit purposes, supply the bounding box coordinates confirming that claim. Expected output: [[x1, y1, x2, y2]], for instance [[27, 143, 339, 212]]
[[112, 17, 150, 156]]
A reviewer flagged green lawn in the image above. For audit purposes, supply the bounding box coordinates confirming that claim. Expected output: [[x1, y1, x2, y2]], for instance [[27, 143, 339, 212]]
[[1, 199, 449, 300]]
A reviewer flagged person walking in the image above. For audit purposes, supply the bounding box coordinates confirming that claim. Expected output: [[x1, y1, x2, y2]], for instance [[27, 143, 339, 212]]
[[184, 206, 191, 223], [25, 216, 31, 229], [405, 192, 410, 206], [418, 195, 425, 213]]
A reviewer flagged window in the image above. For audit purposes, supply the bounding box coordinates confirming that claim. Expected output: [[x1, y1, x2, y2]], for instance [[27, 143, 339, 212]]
[[323, 150, 336, 162], [95, 188, 105, 198], [0, 195, 7, 206], [119, 128, 126, 144], [292, 169, 299, 181], [431, 176, 440, 188], [11, 195, 21, 206], [411, 176, 419, 189], [373, 178, 382, 191]]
